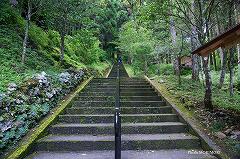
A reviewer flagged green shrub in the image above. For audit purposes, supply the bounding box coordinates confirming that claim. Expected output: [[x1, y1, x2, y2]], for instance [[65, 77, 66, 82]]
[[29, 23, 49, 50], [159, 64, 174, 75], [65, 29, 106, 66], [47, 30, 60, 48], [181, 67, 192, 76], [0, 3, 20, 25]]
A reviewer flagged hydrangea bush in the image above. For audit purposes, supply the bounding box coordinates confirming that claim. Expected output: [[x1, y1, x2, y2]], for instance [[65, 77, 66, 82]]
[[0, 69, 87, 153]]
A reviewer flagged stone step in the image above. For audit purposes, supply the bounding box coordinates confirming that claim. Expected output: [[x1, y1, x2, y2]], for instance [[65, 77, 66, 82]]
[[90, 80, 116, 82], [75, 96, 162, 101], [92, 78, 116, 80], [58, 114, 179, 123], [72, 101, 166, 107], [35, 133, 200, 151], [82, 88, 116, 93], [89, 80, 150, 86], [109, 74, 129, 77], [65, 106, 172, 114], [79, 92, 158, 96], [83, 88, 156, 92], [75, 96, 115, 101], [84, 88, 156, 93], [121, 96, 162, 101], [120, 92, 158, 96], [87, 85, 152, 88], [109, 72, 128, 74], [27, 150, 217, 159], [49, 122, 187, 135]]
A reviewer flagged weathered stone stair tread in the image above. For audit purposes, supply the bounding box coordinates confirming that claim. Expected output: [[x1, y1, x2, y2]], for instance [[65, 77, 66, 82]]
[[74, 101, 164, 103], [68, 106, 170, 109], [27, 150, 217, 159], [65, 106, 172, 114], [80, 92, 158, 96], [72, 101, 167, 107], [52, 122, 185, 128], [59, 114, 178, 123], [50, 122, 187, 134], [77, 96, 160, 98], [39, 133, 198, 142], [60, 113, 176, 117], [76, 96, 162, 101]]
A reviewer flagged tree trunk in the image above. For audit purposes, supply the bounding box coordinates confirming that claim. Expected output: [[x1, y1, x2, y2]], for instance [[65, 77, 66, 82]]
[[228, 1, 235, 96], [192, 54, 199, 80], [190, 1, 199, 80], [60, 31, 65, 63], [21, 1, 31, 64], [169, 0, 180, 76], [235, 4, 240, 86], [190, 27, 200, 80], [238, 44, 240, 85], [178, 57, 181, 85], [213, 52, 217, 71], [215, 13, 228, 88], [202, 56, 213, 110], [219, 49, 227, 88], [229, 48, 234, 96]]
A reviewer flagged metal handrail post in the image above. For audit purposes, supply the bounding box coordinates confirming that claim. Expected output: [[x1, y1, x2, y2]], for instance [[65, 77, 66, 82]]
[[115, 58, 121, 159]]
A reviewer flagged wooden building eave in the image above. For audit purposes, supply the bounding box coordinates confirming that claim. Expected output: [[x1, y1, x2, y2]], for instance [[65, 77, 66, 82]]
[[192, 24, 240, 57]]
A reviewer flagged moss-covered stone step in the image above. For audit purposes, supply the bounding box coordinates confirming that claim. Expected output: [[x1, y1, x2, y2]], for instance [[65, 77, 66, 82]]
[[66, 107, 115, 114], [109, 74, 129, 76], [49, 122, 187, 135], [35, 133, 200, 151], [83, 88, 116, 92], [79, 92, 158, 96], [88, 81, 116, 85], [72, 101, 166, 107], [75, 96, 162, 101], [58, 114, 179, 123], [89, 81, 150, 85], [120, 96, 162, 101], [82, 90, 157, 95], [120, 92, 158, 96], [75, 96, 115, 101], [85, 87, 155, 91], [26, 150, 217, 159], [87, 85, 152, 88], [65, 106, 172, 114]]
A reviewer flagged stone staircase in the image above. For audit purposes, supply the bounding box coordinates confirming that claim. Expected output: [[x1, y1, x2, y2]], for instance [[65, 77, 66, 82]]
[[26, 63, 217, 159]]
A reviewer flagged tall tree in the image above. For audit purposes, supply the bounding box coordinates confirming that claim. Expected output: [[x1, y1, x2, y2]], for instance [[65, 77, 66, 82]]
[[43, 0, 90, 63], [228, 0, 235, 97], [21, 0, 42, 64], [190, 0, 200, 81], [96, 0, 128, 54]]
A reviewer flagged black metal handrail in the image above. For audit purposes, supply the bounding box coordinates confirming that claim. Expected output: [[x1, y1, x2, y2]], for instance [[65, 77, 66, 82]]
[[115, 58, 121, 159]]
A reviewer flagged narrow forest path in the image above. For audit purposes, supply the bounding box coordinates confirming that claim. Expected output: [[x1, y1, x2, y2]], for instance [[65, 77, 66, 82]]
[[25, 63, 217, 159]]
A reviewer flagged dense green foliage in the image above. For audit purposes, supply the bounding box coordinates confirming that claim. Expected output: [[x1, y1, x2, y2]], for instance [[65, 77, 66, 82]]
[[0, 1, 116, 91], [96, 0, 129, 52], [118, 21, 155, 74]]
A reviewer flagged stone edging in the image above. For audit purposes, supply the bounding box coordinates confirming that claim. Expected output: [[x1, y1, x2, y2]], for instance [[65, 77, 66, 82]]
[[144, 76, 229, 159], [6, 76, 93, 159], [105, 65, 113, 78]]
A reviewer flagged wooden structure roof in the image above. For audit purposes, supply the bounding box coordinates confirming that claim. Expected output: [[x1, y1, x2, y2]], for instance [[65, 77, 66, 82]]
[[192, 24, 240, 56]]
